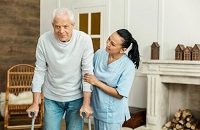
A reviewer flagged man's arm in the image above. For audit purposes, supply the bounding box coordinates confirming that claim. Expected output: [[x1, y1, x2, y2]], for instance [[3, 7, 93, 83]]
[[80, 34, 94, 118], [26, 92, 41, 118], [80, 91, 93, 118], [27, 38, 46, 118]]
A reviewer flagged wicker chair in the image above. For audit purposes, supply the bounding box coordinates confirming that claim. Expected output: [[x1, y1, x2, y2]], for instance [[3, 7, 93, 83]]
[[4, 64, 44, 130]]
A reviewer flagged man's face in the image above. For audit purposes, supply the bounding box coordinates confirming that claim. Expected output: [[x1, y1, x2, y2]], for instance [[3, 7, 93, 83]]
[[52, 15, 74, 42]]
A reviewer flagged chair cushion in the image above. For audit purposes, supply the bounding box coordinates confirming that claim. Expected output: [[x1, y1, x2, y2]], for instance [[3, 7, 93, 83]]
[[0, 91, 33, 117]]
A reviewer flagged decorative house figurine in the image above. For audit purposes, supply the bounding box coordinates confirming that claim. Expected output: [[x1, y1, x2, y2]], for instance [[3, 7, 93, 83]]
[[151, 42, 160, 60], [191, 44, 200, 61], [184, 46, 192, 60], [175, 44, 185, 60]]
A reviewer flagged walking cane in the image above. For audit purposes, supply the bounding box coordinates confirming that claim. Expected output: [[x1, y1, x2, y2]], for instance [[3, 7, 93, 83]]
[[88, 116, 91, 130], [82, 111, 91, 130], [30, 111, 35, 130]]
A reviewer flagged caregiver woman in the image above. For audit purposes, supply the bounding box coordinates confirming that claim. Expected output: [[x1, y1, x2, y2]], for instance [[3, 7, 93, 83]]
[[84, 29, 140, 130]]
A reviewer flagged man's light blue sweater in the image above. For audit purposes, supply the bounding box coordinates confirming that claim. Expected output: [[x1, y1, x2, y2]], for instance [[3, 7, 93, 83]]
[[31, 29, 94, 102]]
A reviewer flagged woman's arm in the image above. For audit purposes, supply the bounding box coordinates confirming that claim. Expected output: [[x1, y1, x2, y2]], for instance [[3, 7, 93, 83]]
[[83, 73, 123, 99]]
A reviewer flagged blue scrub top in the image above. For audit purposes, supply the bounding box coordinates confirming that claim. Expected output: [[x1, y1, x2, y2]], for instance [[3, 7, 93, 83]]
[[92, 49, 136, 124]]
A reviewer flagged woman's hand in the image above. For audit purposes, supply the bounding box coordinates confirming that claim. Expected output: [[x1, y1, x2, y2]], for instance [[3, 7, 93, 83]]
[[83, 73, 99, 86]]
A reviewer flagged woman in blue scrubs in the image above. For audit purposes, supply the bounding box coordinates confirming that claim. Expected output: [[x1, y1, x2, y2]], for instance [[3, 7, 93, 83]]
[[84, 29, 140, 130]]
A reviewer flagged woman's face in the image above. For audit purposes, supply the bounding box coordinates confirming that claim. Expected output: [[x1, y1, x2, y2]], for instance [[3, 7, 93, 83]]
[[106, 32, 125, 54]]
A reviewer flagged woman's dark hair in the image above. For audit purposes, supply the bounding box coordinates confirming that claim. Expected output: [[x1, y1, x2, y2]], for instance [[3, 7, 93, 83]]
[[116, 29, 140, 69]]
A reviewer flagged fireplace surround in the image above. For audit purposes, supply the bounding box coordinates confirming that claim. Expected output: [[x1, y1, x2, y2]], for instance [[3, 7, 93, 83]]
[[135, 60, 200, 130]]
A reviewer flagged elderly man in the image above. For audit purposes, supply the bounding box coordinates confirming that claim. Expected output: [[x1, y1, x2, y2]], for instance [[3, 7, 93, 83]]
[[26, 8, 94, 130]]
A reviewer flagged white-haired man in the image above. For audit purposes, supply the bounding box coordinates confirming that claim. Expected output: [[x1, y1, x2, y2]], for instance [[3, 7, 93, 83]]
[[27, 8, 94, 130]]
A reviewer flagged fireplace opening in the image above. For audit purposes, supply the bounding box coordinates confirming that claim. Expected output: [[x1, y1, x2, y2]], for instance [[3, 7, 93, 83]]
[[161, 84, 200, 129], [168, 84, 200, 121]]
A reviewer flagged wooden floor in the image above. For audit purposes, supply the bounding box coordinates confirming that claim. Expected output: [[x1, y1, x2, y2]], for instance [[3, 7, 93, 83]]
[[0, 119, 94, 130]]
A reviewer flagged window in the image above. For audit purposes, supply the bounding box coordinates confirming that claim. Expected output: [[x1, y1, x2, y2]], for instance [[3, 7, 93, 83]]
[[75, 7, 104, 52]]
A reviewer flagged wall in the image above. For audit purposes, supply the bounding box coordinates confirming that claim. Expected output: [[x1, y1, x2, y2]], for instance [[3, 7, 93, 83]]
[[162, 0, 200, 59], [40, 0, 200, 109], [0, 0, 40, 92], [40, 0, 71, 35]]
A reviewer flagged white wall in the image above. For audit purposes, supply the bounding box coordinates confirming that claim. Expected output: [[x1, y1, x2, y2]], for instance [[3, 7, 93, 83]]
[[162, 0, 200, 59], [40, 0, 71, 35], [40, 0, 200, 109], [40, 0, 56, 35], [126, 0, 159, 107]]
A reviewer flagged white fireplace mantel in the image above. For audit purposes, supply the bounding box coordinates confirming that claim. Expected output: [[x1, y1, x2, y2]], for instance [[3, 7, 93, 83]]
[[135, 60, 200, 130]]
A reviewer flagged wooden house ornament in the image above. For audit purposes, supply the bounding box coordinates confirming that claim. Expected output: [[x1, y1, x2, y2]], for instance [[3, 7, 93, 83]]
[[175, 44, 185, 60], [192, 44, 200, 61], [184, 46, 192, 60], [151, 42, 160, 60]]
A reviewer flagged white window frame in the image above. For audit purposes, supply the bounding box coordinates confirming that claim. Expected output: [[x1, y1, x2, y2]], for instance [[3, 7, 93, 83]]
[[74, 6, 105, 49]]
